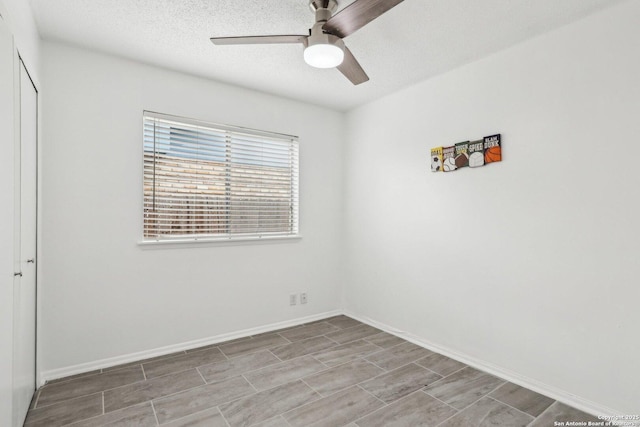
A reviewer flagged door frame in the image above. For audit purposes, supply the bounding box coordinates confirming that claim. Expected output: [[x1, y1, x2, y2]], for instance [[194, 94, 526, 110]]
[[19, 54, 39, 371]]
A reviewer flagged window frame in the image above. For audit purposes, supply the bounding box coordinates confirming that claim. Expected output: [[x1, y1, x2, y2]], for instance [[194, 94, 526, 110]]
[[140, 111, 300, 245]]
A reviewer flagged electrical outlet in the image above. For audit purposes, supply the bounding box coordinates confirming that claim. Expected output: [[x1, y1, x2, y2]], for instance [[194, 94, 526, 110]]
[[289, 294, 297, 306], [300, 293, 307, 304]]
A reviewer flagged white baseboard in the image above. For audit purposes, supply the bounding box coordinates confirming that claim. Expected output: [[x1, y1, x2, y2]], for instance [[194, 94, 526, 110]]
[[39, 309, 341, 386], [343, 310, 623, 417]]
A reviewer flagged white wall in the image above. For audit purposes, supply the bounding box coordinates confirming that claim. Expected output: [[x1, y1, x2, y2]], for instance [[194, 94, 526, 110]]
[[40, 42, 345, 373], [343, 0, 640, 415]]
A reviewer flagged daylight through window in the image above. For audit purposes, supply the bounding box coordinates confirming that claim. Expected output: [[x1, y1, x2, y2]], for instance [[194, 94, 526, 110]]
[[143, 112, 299, 241]]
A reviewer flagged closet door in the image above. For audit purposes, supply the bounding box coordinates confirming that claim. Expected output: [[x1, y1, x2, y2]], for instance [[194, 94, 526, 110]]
[[0, 15, 16, 427], [12, 59, 38, 427]]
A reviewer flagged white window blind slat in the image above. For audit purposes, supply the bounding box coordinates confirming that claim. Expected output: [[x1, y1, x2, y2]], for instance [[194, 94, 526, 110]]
[[143, 112, 299, 241]]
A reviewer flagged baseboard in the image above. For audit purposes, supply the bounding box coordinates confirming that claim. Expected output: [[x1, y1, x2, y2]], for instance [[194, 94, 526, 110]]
[[39, 309, 341, 386], [343, 310, 623, 417]]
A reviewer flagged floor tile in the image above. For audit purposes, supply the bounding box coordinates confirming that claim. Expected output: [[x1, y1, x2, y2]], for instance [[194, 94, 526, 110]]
[[278, 322, 340, 342], [153, 376, 255, 424], [365, 341, 433, 371], [325, 324, 382, 344], [283, 386, 384, 427], [248, 415, 289, 427], [162, 407, 229, 427], [67, 402, 157, 426], [355, 390, 457, 427], [45, 369, 102, 386], [182, 344, 219, 354], [529, 401, 600, 426], [439, 396, 534, 427], [303, 358, 384, 396], [185, 336, 252, 353], [360, 363, 442, 404], [104, 368, 204, 412], [270, 323, 309, 333], [305, 316, 338, 325], [490, 382, 555, 417], [102, 351, 186, 372], [25, 393, 103, 427], [143, 347, 227, 379], [325, 315, 364, 330], [219, 379, 320, 427], [415, 353, 467, 377], [244, 355, 326, 391], [37, 365, 145, 407], [270, 336, 337, 361], [364, 332, 406, 349], [312, 339, 380, 367], [197, 350, 280, 384], [423, 366, 504, 410], [219, 333, 290, 358]]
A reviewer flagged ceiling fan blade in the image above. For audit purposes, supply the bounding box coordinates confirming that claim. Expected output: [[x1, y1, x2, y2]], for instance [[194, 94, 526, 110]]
[[211, 35, 308, 45], [323, 0, 404, 38], [337, 47, 369, 85]]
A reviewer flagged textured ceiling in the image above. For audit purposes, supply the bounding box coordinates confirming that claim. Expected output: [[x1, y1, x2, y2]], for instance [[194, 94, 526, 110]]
[[30, 0, 626, 111]]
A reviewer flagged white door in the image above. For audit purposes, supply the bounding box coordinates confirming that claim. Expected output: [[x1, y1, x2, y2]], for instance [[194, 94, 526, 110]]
[[12, 59, 38, 427], [0, 15, 16, 427]]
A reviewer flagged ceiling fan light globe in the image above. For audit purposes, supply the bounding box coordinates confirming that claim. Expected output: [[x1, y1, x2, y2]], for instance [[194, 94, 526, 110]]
[[304, 43, 344, 68]]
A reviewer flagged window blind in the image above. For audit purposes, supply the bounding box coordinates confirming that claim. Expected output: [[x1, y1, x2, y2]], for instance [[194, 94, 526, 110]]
[[143, 112, 299, 241]]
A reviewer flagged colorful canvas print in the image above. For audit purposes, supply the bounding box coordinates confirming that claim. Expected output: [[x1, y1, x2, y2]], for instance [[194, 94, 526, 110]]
[[484, 134, 502, 164], [431, 133, 500, 175], [442, 146, 456, 172], [430, 147, 443, 172], [454, 141, 469, 169], [468, 139, 485, 168]]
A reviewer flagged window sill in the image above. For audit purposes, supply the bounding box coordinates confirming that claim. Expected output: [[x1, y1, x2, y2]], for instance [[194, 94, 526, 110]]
[[137, 234, 302, 249]]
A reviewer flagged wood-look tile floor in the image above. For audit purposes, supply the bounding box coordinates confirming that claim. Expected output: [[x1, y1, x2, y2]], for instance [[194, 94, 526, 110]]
[[25, 316, 601, 427]]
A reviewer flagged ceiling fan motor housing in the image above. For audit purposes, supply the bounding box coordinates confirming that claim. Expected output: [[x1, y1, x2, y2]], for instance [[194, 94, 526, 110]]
[[309, 0, 338, 14], [309, 0, 338, 26]]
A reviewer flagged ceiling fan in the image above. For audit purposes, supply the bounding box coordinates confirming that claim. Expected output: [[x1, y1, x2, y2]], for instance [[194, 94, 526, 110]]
[[210, 0, 405, 85]]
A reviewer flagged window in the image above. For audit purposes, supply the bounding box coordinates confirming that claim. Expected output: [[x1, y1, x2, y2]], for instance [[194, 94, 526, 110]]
[[143, 112, 299, 241]]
